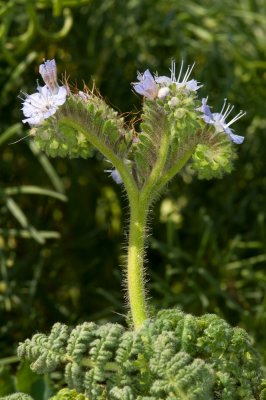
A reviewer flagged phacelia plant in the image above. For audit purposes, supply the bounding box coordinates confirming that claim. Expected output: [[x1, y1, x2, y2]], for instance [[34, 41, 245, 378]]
[[3, 59, 265, 400]]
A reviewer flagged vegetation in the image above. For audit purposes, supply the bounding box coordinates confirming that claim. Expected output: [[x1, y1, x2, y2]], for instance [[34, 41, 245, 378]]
[[0, 0, 265, 398]]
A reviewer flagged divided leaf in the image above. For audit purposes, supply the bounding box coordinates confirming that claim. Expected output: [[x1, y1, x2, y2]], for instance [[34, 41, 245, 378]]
[[16, 309, 264, 400]]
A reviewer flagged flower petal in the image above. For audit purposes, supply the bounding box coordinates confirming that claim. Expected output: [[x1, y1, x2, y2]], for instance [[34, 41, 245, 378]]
[[229, 133, 245, 144]]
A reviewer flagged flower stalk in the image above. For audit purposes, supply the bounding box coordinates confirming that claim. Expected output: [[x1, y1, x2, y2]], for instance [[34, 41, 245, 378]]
[[127, 198, 149, 328], [21, 58, 246, 331]]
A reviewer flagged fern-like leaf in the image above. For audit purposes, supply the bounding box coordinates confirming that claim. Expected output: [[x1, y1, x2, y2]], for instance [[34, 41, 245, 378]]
[[0, 394, 33, 400], [17, 323, 69, 373], [16, 308, 264, 399]]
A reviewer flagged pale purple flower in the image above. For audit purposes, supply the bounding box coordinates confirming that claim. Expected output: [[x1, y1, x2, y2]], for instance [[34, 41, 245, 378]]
[[132, 70, 158, 99], [21, 59, 67, 125], [105, 169, 123, 184], [196, 98, 212, 120], [155, 60, 202, 92], [39, 59, 59, 94], [198, 98, 245, 144]]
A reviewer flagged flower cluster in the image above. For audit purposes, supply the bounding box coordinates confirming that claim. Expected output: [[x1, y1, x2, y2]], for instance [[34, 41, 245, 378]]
[[19, 58, 246, 188], [21, 59, 67, 126], [132, 61, 245, 145], [132, 60, 201, 100]]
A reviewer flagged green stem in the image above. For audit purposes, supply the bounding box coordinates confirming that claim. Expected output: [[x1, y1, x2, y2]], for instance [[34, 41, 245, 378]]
[[127, 128, 170, 329], [60, 117, 147, 328], [59, 117, 192, 332], [59, 117, 138, 200], [127, 197, 148, 329], [156, 144, 197, 193], [140, 123, 170, 205]]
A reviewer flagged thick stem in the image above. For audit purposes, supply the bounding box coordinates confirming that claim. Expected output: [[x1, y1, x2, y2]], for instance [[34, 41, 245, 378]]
[[127, 128, 171, 329], [127, 129, 171, 329], [127, 197, 148, 329]]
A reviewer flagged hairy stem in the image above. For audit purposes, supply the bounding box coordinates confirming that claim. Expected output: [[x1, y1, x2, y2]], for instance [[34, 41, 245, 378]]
[[59, 117, 138, 199], [58, 118, 192, 331], [127, 197, 148, 329], [60, 117, 149, 329], [140, 126, 170, 205], [156, 143, 197, 192], [127, 129, 170, 329]]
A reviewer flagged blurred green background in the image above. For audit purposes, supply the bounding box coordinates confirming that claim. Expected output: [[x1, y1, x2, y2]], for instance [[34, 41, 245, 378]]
[[0, 0, 266, 393]]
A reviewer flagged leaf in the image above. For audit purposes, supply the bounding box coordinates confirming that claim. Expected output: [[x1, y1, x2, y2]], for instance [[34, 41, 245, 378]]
[[15, 362, 42, 394], [0, 366, 15, 396], [5, 197, 45, 244]]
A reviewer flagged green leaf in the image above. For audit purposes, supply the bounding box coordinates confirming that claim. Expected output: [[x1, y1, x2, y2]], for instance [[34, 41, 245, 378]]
[[16, 362, 41, 394], [0, 366, 15, 396]]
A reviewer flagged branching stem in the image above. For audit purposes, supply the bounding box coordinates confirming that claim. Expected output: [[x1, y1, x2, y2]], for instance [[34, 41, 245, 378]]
[[156, 144, 197, 192], [127, 129, 170, 329], [58, 117, 195, 331], [140, 126, 170, 204], [59, 117, 148, 329]]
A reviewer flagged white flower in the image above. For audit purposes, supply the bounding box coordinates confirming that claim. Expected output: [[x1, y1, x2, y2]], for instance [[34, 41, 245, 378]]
[[156, 60, 202, 92], [132, 70, 158, 100], [21, 59, 67, 125], [198, 98, 246, 144]]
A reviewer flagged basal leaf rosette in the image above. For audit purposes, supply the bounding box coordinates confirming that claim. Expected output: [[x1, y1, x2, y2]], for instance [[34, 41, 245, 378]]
[[16, 309, 264, 400]]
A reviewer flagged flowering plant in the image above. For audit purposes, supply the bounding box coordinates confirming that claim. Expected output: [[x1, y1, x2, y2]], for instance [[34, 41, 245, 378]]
[[5, 59, 265, 400]]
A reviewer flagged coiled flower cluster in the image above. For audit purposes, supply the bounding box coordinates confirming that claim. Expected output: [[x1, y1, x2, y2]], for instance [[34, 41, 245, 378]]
[[21, 59, 245, 184]]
